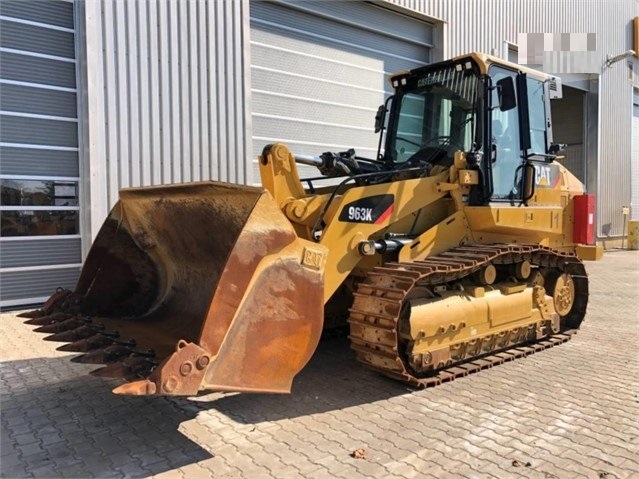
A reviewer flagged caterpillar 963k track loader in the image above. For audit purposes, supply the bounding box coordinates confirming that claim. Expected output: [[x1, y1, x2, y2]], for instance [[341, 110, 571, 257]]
[[22, 52, 602, 396]]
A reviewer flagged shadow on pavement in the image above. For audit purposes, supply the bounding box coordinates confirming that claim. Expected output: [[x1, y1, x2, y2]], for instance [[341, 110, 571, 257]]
[[1, 336, 411, 477], [207, 336, 413, 424], [1, 357, 210, 478]]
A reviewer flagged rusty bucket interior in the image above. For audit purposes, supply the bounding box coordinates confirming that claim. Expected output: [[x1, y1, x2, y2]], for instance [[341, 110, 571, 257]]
[[26, 182, 326, 396]]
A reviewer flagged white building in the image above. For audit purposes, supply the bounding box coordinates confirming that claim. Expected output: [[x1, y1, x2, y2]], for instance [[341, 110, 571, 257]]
[[1, 0, 638, 307]]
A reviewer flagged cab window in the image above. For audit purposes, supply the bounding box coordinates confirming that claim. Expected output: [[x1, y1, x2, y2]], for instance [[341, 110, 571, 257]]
[[527, 77, 548, 154], [490, 66, 522, 200]]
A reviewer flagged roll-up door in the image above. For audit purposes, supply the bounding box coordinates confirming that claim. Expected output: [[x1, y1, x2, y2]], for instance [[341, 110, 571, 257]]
[[632, 89, 639, 220], [249, 0, 434, 181], [0, 0, 81, 308]]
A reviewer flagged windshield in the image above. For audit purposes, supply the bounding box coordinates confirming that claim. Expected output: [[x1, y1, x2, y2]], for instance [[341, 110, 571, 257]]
[[387, 62, 480, 164]]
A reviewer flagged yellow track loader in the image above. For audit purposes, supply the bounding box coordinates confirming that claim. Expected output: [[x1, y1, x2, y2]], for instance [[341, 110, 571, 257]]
[[22, 52, 602, 396]]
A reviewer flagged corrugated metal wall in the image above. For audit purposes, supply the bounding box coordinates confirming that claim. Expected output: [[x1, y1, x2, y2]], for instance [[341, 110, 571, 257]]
[[385, 0, 605, 58], [77, 0, 638, 241], [386, 0, 639, 238], [77, 0, 250, 242]]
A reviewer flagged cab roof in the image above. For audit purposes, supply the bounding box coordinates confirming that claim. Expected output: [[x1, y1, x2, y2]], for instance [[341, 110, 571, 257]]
[[389, 51, 552, 85]]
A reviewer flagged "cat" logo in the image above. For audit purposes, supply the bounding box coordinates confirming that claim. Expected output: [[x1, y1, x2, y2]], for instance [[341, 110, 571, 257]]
[[534, 164, 552, 186]]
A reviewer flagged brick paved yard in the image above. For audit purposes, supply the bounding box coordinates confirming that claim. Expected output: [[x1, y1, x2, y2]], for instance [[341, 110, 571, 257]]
[[1, 250, 638, 479]]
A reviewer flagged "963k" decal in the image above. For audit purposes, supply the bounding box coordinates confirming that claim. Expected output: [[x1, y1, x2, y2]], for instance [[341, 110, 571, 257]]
[[338, 194, 394, 224]]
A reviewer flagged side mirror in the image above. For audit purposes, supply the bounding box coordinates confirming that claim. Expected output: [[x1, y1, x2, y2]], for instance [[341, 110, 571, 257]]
[[497, 77, 516, 111], [522, 162, 536, 202], [374, 104, 386, 133]]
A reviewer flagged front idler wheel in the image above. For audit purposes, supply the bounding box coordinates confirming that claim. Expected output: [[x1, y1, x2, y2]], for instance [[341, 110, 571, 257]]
[[551, 273, 576, 317]]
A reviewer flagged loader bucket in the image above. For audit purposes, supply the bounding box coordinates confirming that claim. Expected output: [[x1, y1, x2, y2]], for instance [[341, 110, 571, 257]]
[[25, 182, 327, 396]]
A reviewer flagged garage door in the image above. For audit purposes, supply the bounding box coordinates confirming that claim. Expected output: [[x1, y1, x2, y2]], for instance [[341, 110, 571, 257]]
[[632, 88, 639, 220], [0, 0, 81, 308], [249, 0, 434, 181]]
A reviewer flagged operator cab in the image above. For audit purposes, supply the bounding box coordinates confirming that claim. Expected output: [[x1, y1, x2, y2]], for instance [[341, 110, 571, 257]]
[[381, 54, 562, 205]]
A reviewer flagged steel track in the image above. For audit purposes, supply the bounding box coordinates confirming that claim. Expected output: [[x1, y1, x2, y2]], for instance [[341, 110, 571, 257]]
[[347, 243, 588, 388]]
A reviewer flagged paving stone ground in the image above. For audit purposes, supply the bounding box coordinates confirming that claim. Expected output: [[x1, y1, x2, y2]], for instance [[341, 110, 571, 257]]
[[1, 250, 638, 479]]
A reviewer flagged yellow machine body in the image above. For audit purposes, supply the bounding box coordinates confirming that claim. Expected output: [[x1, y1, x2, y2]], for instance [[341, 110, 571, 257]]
[[24, 53, 597, 395]]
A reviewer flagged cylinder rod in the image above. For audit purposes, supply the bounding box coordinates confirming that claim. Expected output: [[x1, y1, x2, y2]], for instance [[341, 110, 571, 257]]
[[294, 154, 324, 167]]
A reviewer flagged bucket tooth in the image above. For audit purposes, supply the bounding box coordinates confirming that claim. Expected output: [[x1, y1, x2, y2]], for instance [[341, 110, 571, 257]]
[[56, 332, 116, 353], [90, 355, 155, 380], [70, 353, 101, 364], [22, 285, 73, 319], [25, 317, 53, 326], [24, 312, 71, 326], [90, 363, 131, 379], [113, 379, 157, 396], [18, 309, 45, 319], [34, 317, 86, 334], [43, 324, 103, 343], [57, 342, 87, 353], [71, 343, 133, 364], [123, 356, 157, 378]]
